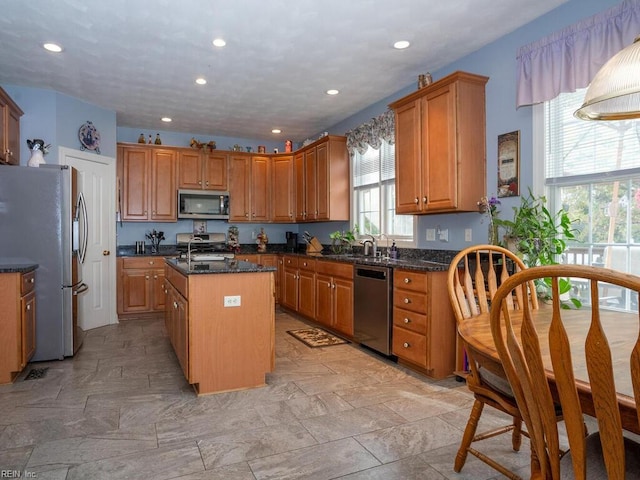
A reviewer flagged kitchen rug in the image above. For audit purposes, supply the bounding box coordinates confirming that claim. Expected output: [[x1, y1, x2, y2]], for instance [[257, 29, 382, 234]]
[[24, 367, 49, 380], [287, 328, 349, 348]]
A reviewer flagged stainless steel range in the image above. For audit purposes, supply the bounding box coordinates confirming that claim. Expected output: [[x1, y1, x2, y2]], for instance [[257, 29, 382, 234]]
[[175, 232, 235, 261]]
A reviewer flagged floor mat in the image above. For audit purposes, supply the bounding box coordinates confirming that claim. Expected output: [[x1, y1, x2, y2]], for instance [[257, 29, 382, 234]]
[[287, 328, 349, 348], [24, 367, 49, 380]]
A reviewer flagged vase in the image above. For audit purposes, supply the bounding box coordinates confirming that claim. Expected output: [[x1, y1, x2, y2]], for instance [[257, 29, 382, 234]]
[[489, 223, 499, 245], [27, 149, 45, 167]]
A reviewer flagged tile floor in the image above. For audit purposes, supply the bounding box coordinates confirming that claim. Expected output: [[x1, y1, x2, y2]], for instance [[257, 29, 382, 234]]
[[0, 309, 535, 479]]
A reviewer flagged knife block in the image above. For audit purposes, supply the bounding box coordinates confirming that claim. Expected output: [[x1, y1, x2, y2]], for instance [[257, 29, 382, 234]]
[[306, 237, 323, 254]]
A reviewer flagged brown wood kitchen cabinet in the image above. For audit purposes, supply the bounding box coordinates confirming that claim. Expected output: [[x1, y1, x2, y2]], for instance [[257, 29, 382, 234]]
[[390, 71, 488, 214], [271, 154, 295, 222], [117, 256, 167, 317], [0, 86, 23, 165], [295, 135, 349, 222], [281, 255, 315, 318], [0, 269, 36, 384], [392, 268, 456, 379], [117, 143, 177, 221], [164, 267, 189, 379], [228, 153, 270, 222], [315, 260, 354, 336], [177, 149, 228, 191]]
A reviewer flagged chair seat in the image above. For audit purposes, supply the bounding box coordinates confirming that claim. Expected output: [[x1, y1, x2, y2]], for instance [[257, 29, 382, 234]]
[[559, 430, 640, 479], [478, 366, 514, 398]]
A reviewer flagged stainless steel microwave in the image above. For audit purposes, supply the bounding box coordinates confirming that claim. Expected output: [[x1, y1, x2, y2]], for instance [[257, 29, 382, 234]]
[[178, 190, 230, 219]]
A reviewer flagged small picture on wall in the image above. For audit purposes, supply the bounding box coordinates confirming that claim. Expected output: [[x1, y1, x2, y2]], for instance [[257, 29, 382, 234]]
[[497, 130, 520, 197], [193, 220, 207, 234]]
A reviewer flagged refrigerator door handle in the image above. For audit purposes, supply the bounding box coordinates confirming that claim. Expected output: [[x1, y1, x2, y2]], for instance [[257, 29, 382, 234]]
[[76, 192, 89, 264]]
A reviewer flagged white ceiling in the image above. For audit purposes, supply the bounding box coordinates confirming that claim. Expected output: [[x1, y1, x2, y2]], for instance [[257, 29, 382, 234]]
[[0, 0, 567, 141]]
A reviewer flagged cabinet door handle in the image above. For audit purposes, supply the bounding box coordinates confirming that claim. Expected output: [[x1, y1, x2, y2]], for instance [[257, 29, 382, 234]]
[[27, 304, 31, 310], [173, 301, 178, 309], [245, 213, 249, 217], [414, 197, 419, 204], [331, 283, 336, 289], [422, 196, 427, 203], [149, 260, 154, 265], [404, 298, 410, 304], [403, 342, 410, 348], [153, 275, 158, 279], [198, 180, 202, 185], [404, 318, 410, 324], [205, 181, 209, 186], [404, 278, 411, 284], [145, 275, 150, 280], [30, 278, 35, 283]]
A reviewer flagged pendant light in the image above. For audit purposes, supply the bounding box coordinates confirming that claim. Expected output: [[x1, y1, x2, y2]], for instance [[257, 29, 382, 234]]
[[575, 35, 640, 120]]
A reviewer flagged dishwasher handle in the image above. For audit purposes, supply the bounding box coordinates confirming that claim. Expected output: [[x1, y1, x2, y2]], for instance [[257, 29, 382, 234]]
[[355, 267, 388, 280]]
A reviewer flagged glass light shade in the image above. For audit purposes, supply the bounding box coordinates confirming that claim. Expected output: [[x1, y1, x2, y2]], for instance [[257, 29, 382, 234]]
[[575, 36, 640, 120]]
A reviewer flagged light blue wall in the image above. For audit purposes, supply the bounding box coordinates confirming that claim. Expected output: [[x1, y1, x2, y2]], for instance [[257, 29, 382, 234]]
[[323, 0, 621, 250], [3, 0, 622, 250]]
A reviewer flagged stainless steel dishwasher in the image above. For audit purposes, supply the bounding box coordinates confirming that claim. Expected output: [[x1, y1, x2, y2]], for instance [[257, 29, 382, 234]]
[[353, 264, 393, 356]]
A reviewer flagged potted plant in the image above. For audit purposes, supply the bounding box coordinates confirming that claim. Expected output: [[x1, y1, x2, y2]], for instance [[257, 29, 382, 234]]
[[329, 225, 359, 254], [494, 189, 581, 307]]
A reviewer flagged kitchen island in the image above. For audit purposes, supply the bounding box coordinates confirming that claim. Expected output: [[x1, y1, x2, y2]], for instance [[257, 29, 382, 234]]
[[164, 258, 276, 395]]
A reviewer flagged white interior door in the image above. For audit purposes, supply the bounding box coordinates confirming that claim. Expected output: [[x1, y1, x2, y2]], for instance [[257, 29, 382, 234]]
[[59, 146, 117, 330]]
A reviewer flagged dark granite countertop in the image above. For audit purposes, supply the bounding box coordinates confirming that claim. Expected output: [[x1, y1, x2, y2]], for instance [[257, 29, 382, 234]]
[[166, 257, 277, 275], [0, 260, 39, 274]]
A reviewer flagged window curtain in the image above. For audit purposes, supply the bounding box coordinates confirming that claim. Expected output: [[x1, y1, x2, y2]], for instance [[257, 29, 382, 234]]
[[346, 109, 395, 157], [516, 0, 640, 108]]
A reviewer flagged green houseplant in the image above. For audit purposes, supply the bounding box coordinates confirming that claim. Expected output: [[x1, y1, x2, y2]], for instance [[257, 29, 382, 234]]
[[494, 189, 581, 307], [329, 225, 359, 254]]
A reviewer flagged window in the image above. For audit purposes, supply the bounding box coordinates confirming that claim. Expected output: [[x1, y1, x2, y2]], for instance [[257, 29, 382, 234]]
[[542, 88, 640, 311], [352, 139, 413, 243]]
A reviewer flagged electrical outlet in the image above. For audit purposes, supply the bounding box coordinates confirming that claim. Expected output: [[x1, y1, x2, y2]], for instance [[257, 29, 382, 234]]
[[426, 228, 436, 241], [439, 229, 449, 242], [465, 228, 472, 242], [223, 295, 241, 307]]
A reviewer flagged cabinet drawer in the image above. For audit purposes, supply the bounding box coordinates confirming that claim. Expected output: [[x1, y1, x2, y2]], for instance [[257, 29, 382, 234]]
[[21, 271, 36, 295], [166, 265, 188, 298], [283, 256, 299, 268], [122, 256, 163, 269], [393, 306, 427, 335], [316, 260, 353, 279], [394, 269, 426, 292], [393, 289, 427, 313], [392, 327, 427, 367], [298, 258, 316, 272]]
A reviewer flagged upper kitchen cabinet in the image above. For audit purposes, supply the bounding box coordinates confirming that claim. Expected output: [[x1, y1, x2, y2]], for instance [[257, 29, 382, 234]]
[[117, 143, 177, 222], [228, 153, 270, 222], [177, 149, 228, 191], [295, 135, 349, 222], [0, 87, 23, 166], [390, 71, 488, 214], [271, 154, 295, 223]]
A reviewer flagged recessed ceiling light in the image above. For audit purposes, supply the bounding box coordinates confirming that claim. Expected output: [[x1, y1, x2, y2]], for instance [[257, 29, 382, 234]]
[[195, 78, 207, 85], [326, 89, 339, 95], [43, 43, 63, 53], [212, 38, 226, 47], [161, 117, 172, 123], [272, 129, 282, 134], [393, 40, 410, 50]]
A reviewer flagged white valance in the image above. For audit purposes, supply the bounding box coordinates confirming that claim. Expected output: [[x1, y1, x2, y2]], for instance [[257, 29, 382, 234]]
[[516, 0, 640, 108]]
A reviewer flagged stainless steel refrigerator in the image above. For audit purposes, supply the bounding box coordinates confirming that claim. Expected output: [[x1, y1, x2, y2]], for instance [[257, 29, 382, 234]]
[[0, 164, 88, 361]]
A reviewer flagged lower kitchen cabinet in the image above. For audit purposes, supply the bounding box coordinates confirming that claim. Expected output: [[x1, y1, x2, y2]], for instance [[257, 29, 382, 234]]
[[117, 256, 167, 317], [392, 268, 456, 379], [0, 269, 36, 384], [164, 268, 189, 379], [315, 260, 354, 336], [281, 255, 315, 318]]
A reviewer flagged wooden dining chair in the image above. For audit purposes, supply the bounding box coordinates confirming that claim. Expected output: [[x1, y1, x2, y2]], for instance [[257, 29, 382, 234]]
[[447, 245, 538, 479], [490, 264, 640, 480]]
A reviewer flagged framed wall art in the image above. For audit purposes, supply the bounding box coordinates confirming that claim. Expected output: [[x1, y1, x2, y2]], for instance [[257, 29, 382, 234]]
[[497, 130, 520, 197]]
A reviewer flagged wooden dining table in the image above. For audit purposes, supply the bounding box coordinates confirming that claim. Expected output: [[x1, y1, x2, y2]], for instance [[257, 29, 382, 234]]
[[457, 306, 640, 435]]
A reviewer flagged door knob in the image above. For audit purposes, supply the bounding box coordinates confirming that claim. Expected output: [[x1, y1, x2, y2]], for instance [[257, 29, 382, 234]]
[[103, 250, 110, 256]]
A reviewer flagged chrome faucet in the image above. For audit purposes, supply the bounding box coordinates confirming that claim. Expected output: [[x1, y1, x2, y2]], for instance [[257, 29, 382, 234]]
[[378, 233, 390, 259], [187, 235, 203, 267], [360, 234, 377, 257]]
